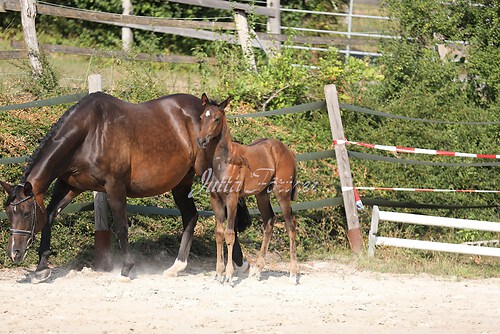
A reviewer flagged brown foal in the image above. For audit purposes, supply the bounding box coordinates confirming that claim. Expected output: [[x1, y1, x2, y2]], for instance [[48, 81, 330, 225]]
[[197, 93, 299, 283]]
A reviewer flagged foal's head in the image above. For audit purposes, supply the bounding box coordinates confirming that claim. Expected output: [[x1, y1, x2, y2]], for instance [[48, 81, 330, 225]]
[[197, 93, 232, 148]]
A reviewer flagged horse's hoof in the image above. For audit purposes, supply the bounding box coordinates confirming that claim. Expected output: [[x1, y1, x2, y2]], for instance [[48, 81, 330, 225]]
[[227, 274, 239, 287], [120, 265, 133, 278], [162, 269, 177, 278], [289, 274, 298, 285], [227, 277, 236, 287], [249, 265, 261, 280], [214, 273, 225, 284], [234, 260, 249, 273], [31, 268, 52, 284], [163, 259, 187, 277], [117, 274, 131, 283]]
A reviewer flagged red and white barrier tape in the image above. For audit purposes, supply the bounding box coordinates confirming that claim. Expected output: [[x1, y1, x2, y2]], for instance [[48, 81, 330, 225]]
[[334, 139, 500, 159], [343, 186, 500, 194]]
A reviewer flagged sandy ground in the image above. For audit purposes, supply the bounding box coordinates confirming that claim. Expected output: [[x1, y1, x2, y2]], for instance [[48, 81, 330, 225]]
[[0, 258, 498, 334]]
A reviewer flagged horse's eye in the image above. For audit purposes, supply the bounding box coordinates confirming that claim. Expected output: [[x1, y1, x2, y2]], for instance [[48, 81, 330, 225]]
[[214, 117, 220, 123], [23, 212, 31, 219]]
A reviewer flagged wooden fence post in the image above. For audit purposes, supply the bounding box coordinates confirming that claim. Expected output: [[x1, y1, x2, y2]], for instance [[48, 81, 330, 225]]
[[266, 0, 281, 52], [20, 0, 43, 77], [234, 9, 257, 72], [324, 84, 364, 252], [88, 74, 112, 271], [121, 0, 133, 51]]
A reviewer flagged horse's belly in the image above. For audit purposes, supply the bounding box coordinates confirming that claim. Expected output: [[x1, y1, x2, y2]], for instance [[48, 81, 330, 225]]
[[127, 162, 190, 197], [64, 173, 106, 192]]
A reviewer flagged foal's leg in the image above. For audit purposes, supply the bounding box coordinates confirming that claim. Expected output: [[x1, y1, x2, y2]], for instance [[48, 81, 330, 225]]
[[210, 193, 226, 281], [224, 193, 240, 283], [274, 160, 299, 283], [276, 192, 298, 284], [164, 174, 199, 277], [250, 191, 276, 279], [33, 179, 82, 282]]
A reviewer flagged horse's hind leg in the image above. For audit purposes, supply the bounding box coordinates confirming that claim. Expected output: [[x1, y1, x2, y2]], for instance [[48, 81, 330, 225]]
[[105, 182, 133, 277], [163, 175, 199, 277], [33, 179, 82, 282], [250, 191, 276, 279], [276, 192, 298, 284]]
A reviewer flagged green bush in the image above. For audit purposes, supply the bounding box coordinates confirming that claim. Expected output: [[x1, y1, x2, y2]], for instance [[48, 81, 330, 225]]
[[207, 43, 383, 110], [380, 0, 500, 107]]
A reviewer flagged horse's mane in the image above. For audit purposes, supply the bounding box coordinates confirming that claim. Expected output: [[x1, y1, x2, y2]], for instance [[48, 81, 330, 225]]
[[21, 94, 92, 183]]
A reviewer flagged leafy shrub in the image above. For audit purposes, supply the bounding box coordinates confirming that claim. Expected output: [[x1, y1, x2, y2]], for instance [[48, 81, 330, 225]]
[[209, 43, 383, 110]]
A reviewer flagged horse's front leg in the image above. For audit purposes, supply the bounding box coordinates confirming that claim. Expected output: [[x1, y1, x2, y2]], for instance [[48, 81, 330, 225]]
[[105, 183, 133, 277], [164, 175, 199, 277], [224, 193, 239, 284], [210, 193, 226, 282], [33, 180, 81, 283]]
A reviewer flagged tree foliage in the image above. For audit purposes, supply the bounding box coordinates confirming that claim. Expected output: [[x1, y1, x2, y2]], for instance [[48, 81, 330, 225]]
[[378, 0, 500, 106]]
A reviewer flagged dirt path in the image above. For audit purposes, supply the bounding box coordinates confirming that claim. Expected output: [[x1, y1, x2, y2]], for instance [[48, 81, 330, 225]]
[[0, 259, 498, 334]]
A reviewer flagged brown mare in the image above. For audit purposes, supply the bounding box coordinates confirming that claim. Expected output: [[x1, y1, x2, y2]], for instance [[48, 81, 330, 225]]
[[197, 93, 298, 284], [0, 92, 249, 282]]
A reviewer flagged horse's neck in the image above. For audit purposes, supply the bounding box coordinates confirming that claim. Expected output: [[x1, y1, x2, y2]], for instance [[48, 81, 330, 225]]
[[24, 127, 79, 196], [24, 158, 57, 197]]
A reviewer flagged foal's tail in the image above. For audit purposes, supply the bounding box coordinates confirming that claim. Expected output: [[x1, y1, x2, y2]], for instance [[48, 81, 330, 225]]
[[235, 198, 251, 232], [290, 168, 298, 202]]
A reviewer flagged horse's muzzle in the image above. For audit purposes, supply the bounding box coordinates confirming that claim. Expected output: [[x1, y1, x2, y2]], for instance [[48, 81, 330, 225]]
[[8, 237, 29, 264], [197, 137, 209, 148], [9, 248, 27, 264]]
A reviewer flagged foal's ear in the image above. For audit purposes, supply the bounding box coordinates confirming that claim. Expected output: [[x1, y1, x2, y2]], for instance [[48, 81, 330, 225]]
[[201, 93, 209, 106], [219, 96, 232, 112], [0, 180, 13, 194]]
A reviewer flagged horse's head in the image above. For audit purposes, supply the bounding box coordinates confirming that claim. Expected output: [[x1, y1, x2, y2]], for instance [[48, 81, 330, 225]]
[[1, 181, 45, 264], [197, 93, 232, 149]]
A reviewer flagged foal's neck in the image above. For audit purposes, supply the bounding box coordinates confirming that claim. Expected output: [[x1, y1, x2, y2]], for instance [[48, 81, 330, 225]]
[[214, 118, 234, 163]]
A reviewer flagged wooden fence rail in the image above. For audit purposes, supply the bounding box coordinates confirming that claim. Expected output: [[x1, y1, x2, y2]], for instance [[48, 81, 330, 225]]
[[1, 0, 234, 30], [6, 41, 218, 64], [169, 0, 277, 17]]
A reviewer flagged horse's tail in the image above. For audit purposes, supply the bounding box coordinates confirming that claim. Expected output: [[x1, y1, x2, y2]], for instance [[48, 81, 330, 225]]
[[235, 197, 251, 232]]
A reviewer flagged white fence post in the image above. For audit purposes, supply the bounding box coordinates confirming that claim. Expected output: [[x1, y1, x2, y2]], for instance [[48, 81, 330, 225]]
[[368, 205, 379, 257], [324, 84, 364, 252], [345, 0, 354, 59], [88, 74, 112, 270]]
